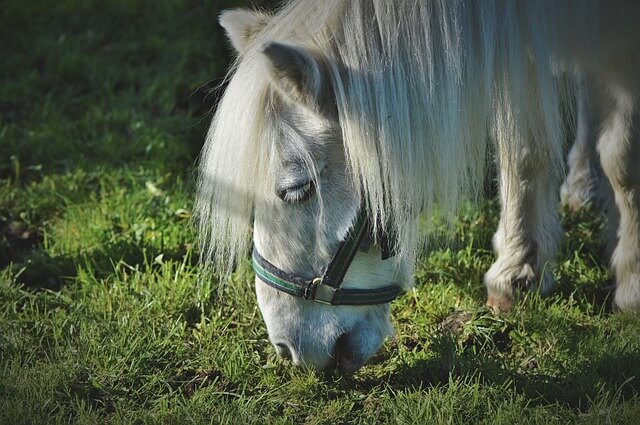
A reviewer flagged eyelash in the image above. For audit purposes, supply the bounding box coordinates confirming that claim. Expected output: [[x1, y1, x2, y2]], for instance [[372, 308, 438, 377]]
[[277, 180, 316, 203]]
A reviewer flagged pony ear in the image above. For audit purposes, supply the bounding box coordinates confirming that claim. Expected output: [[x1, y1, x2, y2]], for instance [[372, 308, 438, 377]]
[[261, 41, 336, 118], [219, 9, 270, 54]]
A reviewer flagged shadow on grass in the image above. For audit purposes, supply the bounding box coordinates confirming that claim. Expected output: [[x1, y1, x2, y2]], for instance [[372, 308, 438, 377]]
[[341, 328, 639, 413], [9, 238, 197, 291]]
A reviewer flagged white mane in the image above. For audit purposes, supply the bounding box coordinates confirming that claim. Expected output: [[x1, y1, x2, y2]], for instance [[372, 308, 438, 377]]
[[196, 0, 597, 271]]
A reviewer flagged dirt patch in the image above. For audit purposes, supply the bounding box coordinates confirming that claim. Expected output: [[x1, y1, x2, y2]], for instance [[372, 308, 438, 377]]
[[0, 217, 42, 267]]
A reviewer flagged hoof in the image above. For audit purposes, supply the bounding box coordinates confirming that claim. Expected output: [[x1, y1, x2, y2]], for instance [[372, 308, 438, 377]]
[[486, 294, 514, 314]]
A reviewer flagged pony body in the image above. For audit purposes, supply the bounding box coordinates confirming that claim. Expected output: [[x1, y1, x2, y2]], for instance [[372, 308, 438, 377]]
[[197, 1, 640, 371]]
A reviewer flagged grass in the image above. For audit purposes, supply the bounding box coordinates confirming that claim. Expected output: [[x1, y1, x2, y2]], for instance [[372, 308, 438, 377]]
[[1, 1, 639, 423]]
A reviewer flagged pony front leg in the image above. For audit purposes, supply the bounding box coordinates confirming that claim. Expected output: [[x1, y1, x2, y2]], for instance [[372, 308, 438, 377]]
[[597, 87, 640, 311], [485, 144, 562, 312]]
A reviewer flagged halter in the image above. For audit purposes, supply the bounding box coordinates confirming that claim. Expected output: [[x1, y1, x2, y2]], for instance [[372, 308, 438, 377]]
[[252, 206, 403, 305]]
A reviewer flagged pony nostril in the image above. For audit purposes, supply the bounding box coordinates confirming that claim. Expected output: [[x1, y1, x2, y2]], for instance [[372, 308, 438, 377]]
[[335, 333, 362, 373], [274, 342, 292, 360]]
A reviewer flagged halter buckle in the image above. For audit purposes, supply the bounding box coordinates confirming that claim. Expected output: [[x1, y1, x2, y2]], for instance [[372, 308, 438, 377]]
[[302, 278, 320, 300], [305, 277, 340, 305]]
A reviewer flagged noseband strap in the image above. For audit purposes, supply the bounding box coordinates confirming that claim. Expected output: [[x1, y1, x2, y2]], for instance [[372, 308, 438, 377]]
[[252, 207, 403, 306]]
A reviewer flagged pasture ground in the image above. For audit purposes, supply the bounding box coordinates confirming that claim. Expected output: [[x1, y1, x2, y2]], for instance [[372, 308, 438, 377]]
[[1, 1, 639, 423]]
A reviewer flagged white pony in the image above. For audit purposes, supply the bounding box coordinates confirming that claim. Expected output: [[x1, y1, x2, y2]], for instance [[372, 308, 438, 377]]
[[197, 0, 640, 372]]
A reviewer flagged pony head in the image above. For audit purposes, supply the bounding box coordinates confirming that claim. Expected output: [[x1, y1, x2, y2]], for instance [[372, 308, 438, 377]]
[[197, 9, 410, 372]]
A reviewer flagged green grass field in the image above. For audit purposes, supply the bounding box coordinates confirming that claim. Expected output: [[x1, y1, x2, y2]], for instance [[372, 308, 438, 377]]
[[2, 1, 639, 423]]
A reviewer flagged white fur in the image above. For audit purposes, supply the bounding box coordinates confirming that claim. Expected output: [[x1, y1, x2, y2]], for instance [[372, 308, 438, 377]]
[[561, 74, 603, 212], [197, 0, 640, 371]]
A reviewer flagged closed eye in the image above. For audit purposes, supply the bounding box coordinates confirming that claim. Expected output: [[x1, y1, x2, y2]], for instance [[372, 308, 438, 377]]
[[277, 180, 316, 203]]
